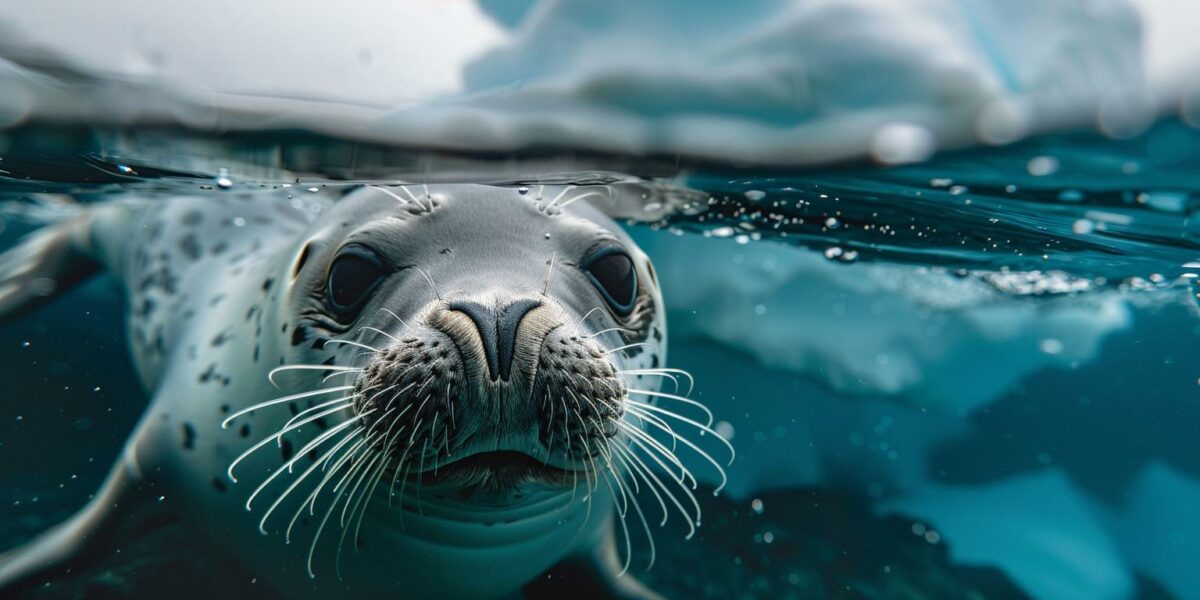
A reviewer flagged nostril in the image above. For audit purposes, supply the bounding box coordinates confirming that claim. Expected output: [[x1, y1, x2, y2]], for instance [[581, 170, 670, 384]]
[[448, 297, 541, 381]]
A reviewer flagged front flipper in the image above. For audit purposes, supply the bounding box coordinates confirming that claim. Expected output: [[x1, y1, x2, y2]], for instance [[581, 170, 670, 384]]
[[524, 525, 664, 600], [0, 201, 141, 326], [0, 461, 174, 596]]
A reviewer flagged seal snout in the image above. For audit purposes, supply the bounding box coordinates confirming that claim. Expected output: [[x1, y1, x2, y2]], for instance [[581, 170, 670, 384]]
[[347, 293, 627, 493], [446, 297, 542, 382]]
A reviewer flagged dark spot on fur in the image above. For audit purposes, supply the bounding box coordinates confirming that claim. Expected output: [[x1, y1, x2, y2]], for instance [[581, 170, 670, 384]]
[[211, 330, 233, 347], [181, 423, 196, 450], [652, 327, 663, 343], [288, 402, 299, 416], [182, 210, 203, 226], [281, 323, 289, 333], [178, 234, 201, 260], [280, 439, 294, 461], [211, 241, 229, 256], [240, 424, 251, 438], [212, 477, 227, 492], [245, 305, 260, 321], [209, 294, 225, 307], [291, 326, 308, 346], [198, 363, 217, 384], [650, 355, 660, 369], [310, 338, 327, 350], [220, 404, 231, 414], [262, 278, 274, 292], [440, 248, 452, 254], [253, 344, 260, 362]]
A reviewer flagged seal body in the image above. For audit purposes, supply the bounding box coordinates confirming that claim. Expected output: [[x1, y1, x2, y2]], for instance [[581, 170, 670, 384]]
[[0, 184, 695, 599]]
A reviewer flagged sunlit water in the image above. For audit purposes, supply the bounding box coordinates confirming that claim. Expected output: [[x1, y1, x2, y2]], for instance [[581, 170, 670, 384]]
[[2, 118, 1199, 599]]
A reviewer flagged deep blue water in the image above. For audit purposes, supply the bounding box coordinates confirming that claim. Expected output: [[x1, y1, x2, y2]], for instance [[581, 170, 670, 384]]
[[2, 118, 1200, 599]]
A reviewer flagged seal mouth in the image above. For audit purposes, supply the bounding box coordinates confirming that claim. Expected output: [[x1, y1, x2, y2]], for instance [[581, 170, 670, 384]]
[[406, 450, 582, 491]]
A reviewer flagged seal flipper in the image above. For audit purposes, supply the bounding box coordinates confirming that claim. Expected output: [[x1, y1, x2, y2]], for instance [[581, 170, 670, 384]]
[[524, 526, 665, 600], [0, 460, 173, 595], [0, 202, 140, 325]]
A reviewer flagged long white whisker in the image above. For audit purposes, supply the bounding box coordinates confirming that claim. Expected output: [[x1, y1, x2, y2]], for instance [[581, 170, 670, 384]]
[[322, 339, 380, 353], [620, 368, 695, 397], [268, 365, 360, 388], [558, 190, 610, 209], [618, 420, 694, 488], [626, 401, 736, 465], [605, 342, 651, 355], [223, 385, 355, 429], [360, 326, 401, 344], [284, 427, 364, 543], [369, 185, 411, 205], [278, 397, 360, 443], [626, 388, 714, 427], [252, 415, 368, 528]]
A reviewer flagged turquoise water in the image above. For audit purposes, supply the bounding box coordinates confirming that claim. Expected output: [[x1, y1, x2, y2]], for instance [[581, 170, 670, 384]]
[[1, 117, 1199, 599]]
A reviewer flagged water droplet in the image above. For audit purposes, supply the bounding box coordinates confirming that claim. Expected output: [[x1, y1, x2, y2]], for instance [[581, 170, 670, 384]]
[[743, 189, 766, 201], [1038, 338, 1064, 355], [1072, 219, 1095, 234], [1026, 155, 1060, 176], [517, 186, 529, 195], [751, 498, 764, 514], [824, 217, 840, 229], [232, 217, 246, 228]]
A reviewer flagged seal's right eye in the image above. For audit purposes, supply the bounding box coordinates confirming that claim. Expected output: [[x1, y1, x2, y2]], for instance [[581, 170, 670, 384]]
[[326, 245, 386, 319]]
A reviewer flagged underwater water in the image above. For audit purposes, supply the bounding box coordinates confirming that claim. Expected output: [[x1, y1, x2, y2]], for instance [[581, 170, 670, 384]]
[[0, 114, 1198, 600]]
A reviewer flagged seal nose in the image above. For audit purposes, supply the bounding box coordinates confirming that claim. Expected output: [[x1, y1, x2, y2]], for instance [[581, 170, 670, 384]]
[[448, 298, 542, 382]]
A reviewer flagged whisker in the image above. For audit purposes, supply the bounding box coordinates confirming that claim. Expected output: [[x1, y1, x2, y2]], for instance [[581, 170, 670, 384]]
[[322, 339, 380, 354], [625, 406, 730, 494], [626, 388, 714, 427], [620, 368, 695, 397], [268, 365, 360, 388], [278, 397, 357, 445], [557, 190, 611, 209], [252, 416, 367, 529], [599, 471, 633, 577], [369, 185, 411, 205], [378, 308, 411, 331], [414, 267, 441, 301], [360, 326, 401, 344], [626, 401, 736, 464], [284, 427, 364, 543], [611, 441, 669, 526], [605, 342, 651, 355], [573, 306, 604, 335], [614, 435, 699, 539], [618, 420, 694, 488], [585, 326, 636, 339], [223, 385, 355, 429]]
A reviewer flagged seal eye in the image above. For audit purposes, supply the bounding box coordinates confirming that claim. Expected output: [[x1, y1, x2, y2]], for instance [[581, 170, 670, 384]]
[[326, 246, 386, 318], [584, 250, 637, 315]]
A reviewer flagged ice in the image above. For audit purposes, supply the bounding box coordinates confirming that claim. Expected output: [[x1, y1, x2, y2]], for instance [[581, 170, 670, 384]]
[[0, 0, 1175, 165], [635, 230, 1130, 412]]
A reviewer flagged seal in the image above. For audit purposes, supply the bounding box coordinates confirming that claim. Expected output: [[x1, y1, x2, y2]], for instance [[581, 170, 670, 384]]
[[0, 183, 731, 599]]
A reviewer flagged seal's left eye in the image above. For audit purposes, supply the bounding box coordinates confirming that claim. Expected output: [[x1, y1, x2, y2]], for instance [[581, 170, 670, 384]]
[[584, 250, 637, 315], [327, 246, 386, 318]]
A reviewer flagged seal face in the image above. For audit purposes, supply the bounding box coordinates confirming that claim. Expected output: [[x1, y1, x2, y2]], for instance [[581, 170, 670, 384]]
[[0, 183, 730, 600]]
